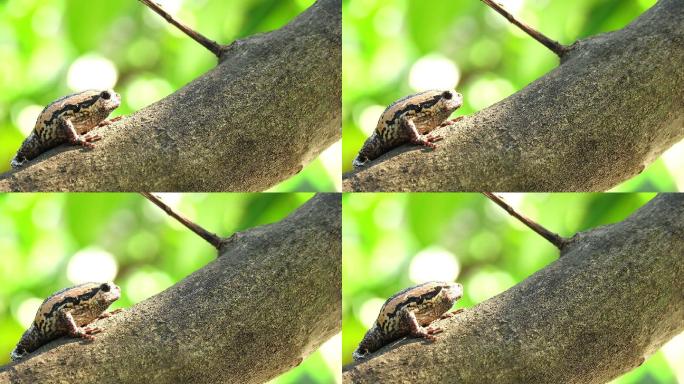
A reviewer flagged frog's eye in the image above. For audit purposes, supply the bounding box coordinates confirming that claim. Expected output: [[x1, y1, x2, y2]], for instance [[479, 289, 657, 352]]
[[101, 91, 111, 100], [442, 91, 453, 100], [100, 283, 111, 292]]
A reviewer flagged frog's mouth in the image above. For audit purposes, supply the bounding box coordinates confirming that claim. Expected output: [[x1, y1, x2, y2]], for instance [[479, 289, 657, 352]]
[[111, 93, 122, 109]]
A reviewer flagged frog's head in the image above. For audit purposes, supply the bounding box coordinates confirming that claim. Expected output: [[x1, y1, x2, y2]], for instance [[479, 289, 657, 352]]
[[93, 281, 121, 306], [437, 89, 463, 114], [437, 281, 463, 305], [96, 89, 121, 113]]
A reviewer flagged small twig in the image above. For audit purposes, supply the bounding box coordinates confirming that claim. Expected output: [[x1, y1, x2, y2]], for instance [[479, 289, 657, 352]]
[[483, 193, 568, 250], [138, 0, 223, 58], [141, 192, 223, 250], [480, 0, 568, 58]]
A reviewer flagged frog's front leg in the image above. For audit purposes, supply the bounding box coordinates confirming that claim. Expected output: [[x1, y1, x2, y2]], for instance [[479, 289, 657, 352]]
[[58, 311, 99, 341], [398, 116, 442, 148], [57, 117, 101, 149], [398, 308, 441, 341]]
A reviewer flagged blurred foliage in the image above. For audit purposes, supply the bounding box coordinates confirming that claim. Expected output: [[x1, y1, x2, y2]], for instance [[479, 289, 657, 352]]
[[343, 193, 681, 383], [0, 0, 340, 192], [342, 0, 683, 191], [0, 193, 338, 383]]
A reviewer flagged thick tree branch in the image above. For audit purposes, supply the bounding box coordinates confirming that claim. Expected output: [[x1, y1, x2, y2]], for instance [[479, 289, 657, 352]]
[[344, 0, 683, 192], [344, 194, 684, 383], [0, 194, 342, 384], [0, 0, 341, 192]]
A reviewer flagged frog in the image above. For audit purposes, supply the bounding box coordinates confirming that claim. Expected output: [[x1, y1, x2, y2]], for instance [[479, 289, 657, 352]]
[[353, 89, 464, 168], [11, 89, 121, 168]]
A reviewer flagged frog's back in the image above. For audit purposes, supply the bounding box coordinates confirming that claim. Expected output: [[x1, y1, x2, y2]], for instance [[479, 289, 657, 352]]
[[376, 90, 443, 133], [376, 281, 449, 325], [34, 90, 101, 134], [35, 282, 100, 325]]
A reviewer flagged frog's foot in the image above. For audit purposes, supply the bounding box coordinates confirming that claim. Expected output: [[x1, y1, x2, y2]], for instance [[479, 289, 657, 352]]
[[97, 116, 124, 127], [412, 134, 442, 149], [440, 308, 464, 319], [84, 326, 102, 336], [84, 133, 101, 143], [71, 326, 99, 341], [418, 326, 443, 341], [440, 116, 464, 127], [98, 308, 123, 319], [71, 135, 97, 149]]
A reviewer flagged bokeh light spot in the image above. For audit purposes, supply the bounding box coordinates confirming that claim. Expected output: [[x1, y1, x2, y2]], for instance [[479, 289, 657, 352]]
[[320, 140, 342, 191], [467, 268, 516, 303], [31, 198, 62, 230], [17, 298, 42, 328], [409, 54, 460, 91], [31, 5, 61, 37], [662, 333, 684, 383], [67, 248, 119, 284], [124, 269, 174, 303], [467, 76, 515, 110], [358, 105, 385, 136], [499, 0, 525, 14], [662, 140, 684, 191], [372, 198, 404, 230], [16, 105, 43, 136], [359, 297, 386, 328], [67, 54, 118, 91], [155, 0, 182, 15], [373, 5, 404, 38], [409, 246, 460, 283], [318, 333, 342, 383], [124, 77, 174, 110]]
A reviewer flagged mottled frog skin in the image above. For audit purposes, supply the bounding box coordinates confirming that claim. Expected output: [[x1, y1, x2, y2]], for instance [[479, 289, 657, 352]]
[[353, 281, 463, 361], [11, 282, 121, 361], [353, 90, 463, 168], [11, 89, 121, 168]]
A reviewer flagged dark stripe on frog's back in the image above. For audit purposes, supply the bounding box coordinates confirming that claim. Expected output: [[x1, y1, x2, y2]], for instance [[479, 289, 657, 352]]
[[378, 90, 443, 132], [37, 283, 100, 322], [378, 282, 447, 323], [37, 91, 101, 131], [385, 90, 435, 111]]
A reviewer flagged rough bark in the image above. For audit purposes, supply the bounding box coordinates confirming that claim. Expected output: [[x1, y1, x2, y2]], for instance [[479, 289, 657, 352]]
[[0, 0, 341, 192], [343, 194, 684, 383], [0, 193, 342, 384], [343, 0, 684, 192]]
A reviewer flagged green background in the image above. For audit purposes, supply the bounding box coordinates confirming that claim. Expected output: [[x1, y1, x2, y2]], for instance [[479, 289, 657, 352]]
[[0, 0, 339, 192], [342, 193, 680, 383], [0, 193, 338, 383], [342, 0, 682, 191]]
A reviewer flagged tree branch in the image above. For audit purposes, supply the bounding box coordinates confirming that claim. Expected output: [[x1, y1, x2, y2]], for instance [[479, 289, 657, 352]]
[[483, 192, 568, 250], [344, 194, 684, 383], [0, 0, 341, 192], [481, 0, 568, 57], [138, 0, 223, 57], [141, 192, 223, 249], [344, 0, 683, 192], [0, 194, 342, 384]]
